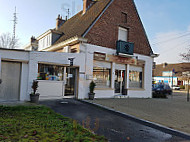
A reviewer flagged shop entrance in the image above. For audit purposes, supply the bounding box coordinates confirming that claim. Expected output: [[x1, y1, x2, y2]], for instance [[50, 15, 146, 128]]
[[115, 70, 126, 94], [65, 67, 78, 97]]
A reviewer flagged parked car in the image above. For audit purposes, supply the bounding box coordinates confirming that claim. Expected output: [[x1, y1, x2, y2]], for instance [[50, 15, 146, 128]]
[[152, 83, 172, 95], [171, 85, 180, 90]]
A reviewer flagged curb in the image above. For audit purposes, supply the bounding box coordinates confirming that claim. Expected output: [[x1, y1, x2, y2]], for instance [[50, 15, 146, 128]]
[[79, 99, 190, 140]]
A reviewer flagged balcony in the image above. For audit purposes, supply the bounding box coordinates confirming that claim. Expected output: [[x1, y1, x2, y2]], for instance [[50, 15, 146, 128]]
[[116, 40, 134, 56]]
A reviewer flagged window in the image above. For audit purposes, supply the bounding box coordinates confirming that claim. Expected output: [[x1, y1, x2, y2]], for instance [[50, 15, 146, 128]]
[[93, 67, 111, 88], [118, 27, 128, 42], [122, 12, 127, 23], [38, 64, 64, 81], [129, 66, 143, 88]]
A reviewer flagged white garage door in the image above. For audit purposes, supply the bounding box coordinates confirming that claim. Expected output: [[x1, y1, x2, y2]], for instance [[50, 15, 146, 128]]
[[0, 61, 21, 101]]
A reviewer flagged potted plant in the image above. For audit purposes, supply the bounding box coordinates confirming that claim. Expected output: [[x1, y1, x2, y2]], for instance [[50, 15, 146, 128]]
[[89, 81, 96, 100], [30, 80, 40, 104]]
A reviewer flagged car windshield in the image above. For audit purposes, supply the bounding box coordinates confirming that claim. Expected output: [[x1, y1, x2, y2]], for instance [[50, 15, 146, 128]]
[[154, 84, 164, 88]]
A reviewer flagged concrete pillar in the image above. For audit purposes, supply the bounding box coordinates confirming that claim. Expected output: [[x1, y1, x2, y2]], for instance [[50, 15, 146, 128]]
[[126, 64, 130, 89], [27, 52, 39, 100], [111, 62, 115, 89]]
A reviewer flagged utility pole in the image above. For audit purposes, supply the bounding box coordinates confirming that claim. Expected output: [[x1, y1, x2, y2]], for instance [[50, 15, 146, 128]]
[[67, 8, 70, 19], [188, 79, 189, 102], [182, 71, 190, 102], [12, 7, 18, 41]]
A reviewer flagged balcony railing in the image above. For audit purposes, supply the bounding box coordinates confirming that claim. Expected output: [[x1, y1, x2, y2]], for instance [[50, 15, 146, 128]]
[[116, 40, 134, 55]]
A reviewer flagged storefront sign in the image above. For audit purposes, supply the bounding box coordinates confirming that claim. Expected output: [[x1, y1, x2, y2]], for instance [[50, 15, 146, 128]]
[[94, 52, 106, 61], [68, 74, 73, 78], [106, 54, 136, 65]]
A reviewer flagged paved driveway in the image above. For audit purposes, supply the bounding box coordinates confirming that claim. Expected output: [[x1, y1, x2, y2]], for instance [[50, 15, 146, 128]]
[[88, 90, 190, 135], [40, 99, 188, 142]]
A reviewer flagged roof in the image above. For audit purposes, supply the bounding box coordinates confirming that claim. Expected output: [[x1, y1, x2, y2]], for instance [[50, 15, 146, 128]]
[[53, 0, 111, 45], [153, 63, 190, 77]]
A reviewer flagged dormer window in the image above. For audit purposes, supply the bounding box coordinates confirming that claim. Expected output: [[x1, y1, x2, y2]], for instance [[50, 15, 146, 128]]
[[122, 12, 127, 23]]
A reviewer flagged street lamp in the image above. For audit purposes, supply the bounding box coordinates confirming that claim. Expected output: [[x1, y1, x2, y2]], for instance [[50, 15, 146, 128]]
[[182, 71, 190, 102]]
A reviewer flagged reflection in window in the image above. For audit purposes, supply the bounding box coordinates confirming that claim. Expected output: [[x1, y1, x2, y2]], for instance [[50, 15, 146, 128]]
[[129, 70, 143, 88], [38, 64, 64, 81], [93, 67, 111, 88]]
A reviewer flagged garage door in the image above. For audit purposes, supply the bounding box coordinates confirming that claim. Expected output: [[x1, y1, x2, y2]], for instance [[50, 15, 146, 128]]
[[0, 61, 21, 101]]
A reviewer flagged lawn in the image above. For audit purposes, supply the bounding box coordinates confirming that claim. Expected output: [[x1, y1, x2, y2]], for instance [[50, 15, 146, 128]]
[[0, 105, 107, 142]]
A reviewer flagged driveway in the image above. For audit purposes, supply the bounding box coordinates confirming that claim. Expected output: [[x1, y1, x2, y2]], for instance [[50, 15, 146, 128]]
[[40, 99, 188, 142], [88, 90, 190, 135]]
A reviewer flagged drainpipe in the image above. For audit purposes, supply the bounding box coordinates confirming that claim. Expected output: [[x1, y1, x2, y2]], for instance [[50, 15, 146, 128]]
[[187, 79, 189, 102], [0, 54, 2, 84]]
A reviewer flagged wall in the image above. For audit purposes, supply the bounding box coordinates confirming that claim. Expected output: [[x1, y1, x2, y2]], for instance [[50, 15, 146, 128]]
[[0, 44, 153, 100], [27, 51, 86, 100], [0, 49, 29, 101], [20, 63, 29, 101], [85, 0, 152, 56], [80, 43, 153, 99], [128, 54, 153, 98], [38, 81, 65, 99], [0, 49, 86, 101]]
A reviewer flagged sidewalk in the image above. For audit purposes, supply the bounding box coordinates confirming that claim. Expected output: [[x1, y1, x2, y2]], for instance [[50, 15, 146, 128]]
[[88, 91, 190, 134]]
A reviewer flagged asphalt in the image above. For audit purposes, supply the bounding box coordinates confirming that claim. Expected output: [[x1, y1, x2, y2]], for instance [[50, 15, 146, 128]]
[[40, 99, 190, 142]]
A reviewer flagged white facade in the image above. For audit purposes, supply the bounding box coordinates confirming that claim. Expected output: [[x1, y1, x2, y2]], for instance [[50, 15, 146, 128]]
[[0, 43, 153, 101]]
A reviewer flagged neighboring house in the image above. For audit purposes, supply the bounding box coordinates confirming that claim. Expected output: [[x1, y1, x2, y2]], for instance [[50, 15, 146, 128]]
[[0, 0, 156, 101], [153, 63, 190, 86]]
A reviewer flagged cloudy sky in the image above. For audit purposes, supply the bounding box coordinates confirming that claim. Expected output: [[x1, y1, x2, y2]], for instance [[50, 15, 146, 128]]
[[0, 0, 190, 64]]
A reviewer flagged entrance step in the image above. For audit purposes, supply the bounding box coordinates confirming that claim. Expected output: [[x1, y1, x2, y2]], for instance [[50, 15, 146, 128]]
[[114, 95, 128, 98]]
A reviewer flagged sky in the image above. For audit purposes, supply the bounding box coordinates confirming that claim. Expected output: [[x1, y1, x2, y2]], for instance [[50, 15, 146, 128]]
[[0, 0, 190, 64]]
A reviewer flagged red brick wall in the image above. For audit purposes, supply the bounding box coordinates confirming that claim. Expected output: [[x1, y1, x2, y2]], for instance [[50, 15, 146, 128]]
[[85, 0, 152, 56]]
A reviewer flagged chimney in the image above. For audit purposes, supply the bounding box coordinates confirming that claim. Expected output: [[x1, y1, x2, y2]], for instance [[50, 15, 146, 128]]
[[30, 36, 36, 43], [163, 62, 168, 68], [83, 0, 95, 14], [56, 14, 66, 30], [30, 36, 38, 51]]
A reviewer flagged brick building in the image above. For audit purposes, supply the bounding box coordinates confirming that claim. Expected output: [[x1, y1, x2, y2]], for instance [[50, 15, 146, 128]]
[[23, 0, 157, 99]]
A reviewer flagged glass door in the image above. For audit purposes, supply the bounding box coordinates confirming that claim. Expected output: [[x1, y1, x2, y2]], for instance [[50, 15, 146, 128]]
[[115, 70, 125, 94], [65, 67, 77, 96]]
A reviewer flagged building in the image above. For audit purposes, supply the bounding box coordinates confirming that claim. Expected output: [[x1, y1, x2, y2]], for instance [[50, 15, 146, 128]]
[[0, 0, 156, 101], [153, 63, 190, 86]]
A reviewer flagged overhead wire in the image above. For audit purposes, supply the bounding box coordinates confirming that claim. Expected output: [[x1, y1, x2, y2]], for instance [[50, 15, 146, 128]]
[[151, 31, 190, 46]]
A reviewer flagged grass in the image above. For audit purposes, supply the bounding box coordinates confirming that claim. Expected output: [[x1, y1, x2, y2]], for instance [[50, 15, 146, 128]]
[[0, 105, 107, 142]]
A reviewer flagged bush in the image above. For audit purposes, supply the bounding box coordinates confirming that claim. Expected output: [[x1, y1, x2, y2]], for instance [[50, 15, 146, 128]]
[[152, 92, 167, 98], [180, 85, 185, 89]]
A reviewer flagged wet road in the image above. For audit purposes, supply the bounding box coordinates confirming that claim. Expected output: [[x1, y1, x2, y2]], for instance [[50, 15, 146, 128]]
[[40, 99, 189, 142]]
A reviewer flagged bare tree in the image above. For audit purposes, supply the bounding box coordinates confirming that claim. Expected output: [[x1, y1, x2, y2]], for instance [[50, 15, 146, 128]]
[[0, 33, 19, 49], [180, 48, 190, 62]]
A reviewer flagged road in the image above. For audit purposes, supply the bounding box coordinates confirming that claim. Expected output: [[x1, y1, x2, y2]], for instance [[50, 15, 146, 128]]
[[40, 99, 189, 142]]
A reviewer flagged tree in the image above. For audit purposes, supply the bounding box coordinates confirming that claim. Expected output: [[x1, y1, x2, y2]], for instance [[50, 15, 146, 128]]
[[180, 48, 190, 62], [0, 33, 19, 49]]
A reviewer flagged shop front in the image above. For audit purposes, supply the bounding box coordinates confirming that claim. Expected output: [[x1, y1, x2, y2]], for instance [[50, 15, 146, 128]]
[[92, 51, 147, 98], [114, 64, 126, 94], [37, 63, 78, 99]]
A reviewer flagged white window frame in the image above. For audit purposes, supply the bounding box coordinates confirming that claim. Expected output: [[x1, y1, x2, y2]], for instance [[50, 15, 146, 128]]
[[118, 27, 128, 42]]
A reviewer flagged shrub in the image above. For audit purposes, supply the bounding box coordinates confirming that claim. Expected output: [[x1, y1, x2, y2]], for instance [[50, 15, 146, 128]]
[[180, 85, 185, 89], [89, 81, 96, 93], [32, 80, 39, 94]]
